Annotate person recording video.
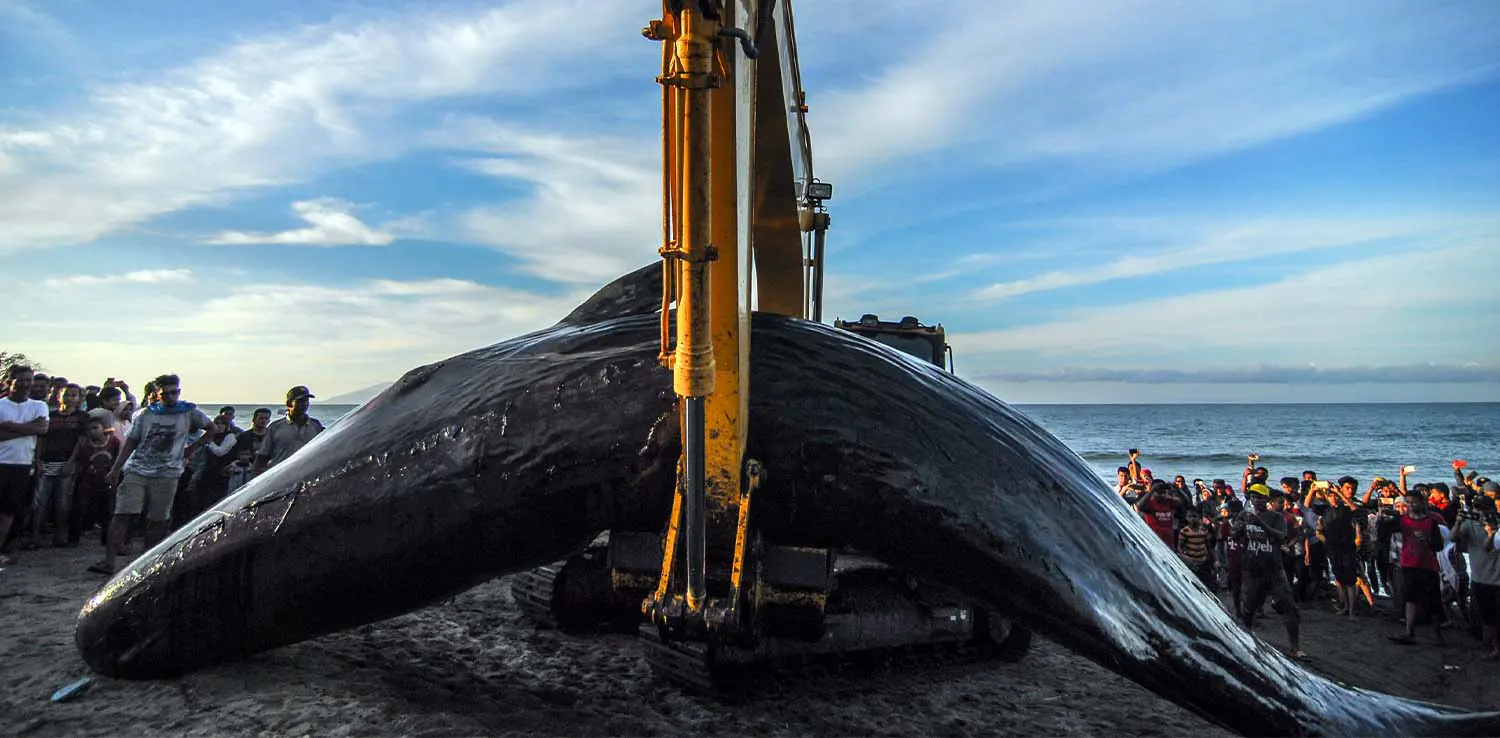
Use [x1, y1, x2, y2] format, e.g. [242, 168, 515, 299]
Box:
[1380, 488, 1448, 646]
[1451, 496, 1500, 660]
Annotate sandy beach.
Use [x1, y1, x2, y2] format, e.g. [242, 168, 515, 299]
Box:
[3, 543, 1494, 737]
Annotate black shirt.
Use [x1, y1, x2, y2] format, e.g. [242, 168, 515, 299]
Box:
[236, 429, 267, 458]
[1321, 503, 1358, 553]
[1236, 510, 1287, 575]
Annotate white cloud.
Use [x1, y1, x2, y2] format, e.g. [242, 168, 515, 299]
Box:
[44, 268, 193, 287]
[808, 1, 1499, 190]
[0, 0, 644, 252]
[439, 118, 659, 285]
[980, 364, 1500, 385]
[6, 270, 594, 402]
[207, 198, 394, 246]
[950, 237, 1500, 365]
[969, 217, 1491, 301]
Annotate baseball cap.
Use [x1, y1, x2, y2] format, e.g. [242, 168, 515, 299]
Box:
[1483, 480, 1500, 496]
[286, 385, 316, 403]
[1247, 483, 1272, 498]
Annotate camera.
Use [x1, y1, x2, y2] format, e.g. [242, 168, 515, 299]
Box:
[1459, 508, 1500, 527]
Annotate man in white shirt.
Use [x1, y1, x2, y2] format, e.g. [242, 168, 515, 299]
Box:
[0, 365, 50, 565]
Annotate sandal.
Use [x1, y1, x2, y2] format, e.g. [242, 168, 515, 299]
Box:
[86, 561, 114, 575]
[1387, 634, 1417, 645]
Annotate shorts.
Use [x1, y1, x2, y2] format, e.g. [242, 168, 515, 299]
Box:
[1242, 569, 1300, 625]
[1329, 550, 1360, 587]
[115, 473, 179, 522]
[1474, 582, 1500, 628]
[1402, 567, 1440, 606]
[0, 464, 32, 516]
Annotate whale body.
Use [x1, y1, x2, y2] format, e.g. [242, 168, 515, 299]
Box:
[76, 269, 1500, 737]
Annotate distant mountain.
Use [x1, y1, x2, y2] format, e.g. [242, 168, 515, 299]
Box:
[323, 382, 393, 405]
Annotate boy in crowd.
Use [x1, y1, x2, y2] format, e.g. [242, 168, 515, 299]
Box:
[89, 386, 124, 435]
[32, 383, 90, 547]
[1178, 514, 1217, 590]
[68, 417, 121, 545]
[225, 445, 256, 495]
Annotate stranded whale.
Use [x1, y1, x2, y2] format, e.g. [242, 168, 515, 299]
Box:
[76, 268, 1500, 737]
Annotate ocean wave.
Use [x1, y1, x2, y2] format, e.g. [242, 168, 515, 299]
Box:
[1076, 451, 1397, 467]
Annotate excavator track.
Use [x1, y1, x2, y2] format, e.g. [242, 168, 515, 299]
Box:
[512, 563, 565, 628]
[513, 542, 640, 633]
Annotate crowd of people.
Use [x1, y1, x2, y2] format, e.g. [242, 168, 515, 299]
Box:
[1115, 449, 1500, 660]
[4, 359, 1496, 667]
[0, 364, 326, 574]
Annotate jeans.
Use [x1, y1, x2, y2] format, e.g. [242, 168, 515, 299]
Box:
[34, 474, 76, 517]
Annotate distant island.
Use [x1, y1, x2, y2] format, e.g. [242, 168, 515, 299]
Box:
[323, 382, 393, 405]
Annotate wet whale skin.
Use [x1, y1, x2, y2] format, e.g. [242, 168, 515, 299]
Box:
[76, 310, 1500, 737]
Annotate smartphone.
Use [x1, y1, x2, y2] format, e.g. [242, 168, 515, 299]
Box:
[1311, 480, 1331, 491]
[1401, 465, 1416, 474]
[1456, 459, 1469, 469]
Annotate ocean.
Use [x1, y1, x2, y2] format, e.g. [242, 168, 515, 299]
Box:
[1019, 402, 1499, 489]
[212, 401, 1499, 491]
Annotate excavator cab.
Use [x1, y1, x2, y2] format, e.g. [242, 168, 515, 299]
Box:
[834, 314, 954, 372]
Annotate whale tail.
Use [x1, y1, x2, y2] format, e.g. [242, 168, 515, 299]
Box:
[1323, 687, 1500, 738]
[1397, 708, 1500, 738]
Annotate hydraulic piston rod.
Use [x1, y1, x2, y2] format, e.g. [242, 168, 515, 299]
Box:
[670, 6, 717, 613]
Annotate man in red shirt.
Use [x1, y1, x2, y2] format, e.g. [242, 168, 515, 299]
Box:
[1382, 491, 1447, 645]
[1137, 479, 1182, 549]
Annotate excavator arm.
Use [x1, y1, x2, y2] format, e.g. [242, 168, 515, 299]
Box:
[515, 2, 1031, 689]
[644, 0, 820, 638]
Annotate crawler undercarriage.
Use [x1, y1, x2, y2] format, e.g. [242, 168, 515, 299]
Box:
[514, 532, 1032, 694]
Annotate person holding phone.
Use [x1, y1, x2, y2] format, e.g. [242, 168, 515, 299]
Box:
[1382, 489, 1448, 645]
[1323, 477, 1363, 619]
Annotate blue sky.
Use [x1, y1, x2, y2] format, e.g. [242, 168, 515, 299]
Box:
[1, 0, 1497, 403]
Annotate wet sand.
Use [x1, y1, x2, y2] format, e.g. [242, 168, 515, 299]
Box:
[2, 543, 1493, 737]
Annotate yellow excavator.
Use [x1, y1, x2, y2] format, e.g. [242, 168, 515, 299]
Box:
[514, 0, 1030, 690]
